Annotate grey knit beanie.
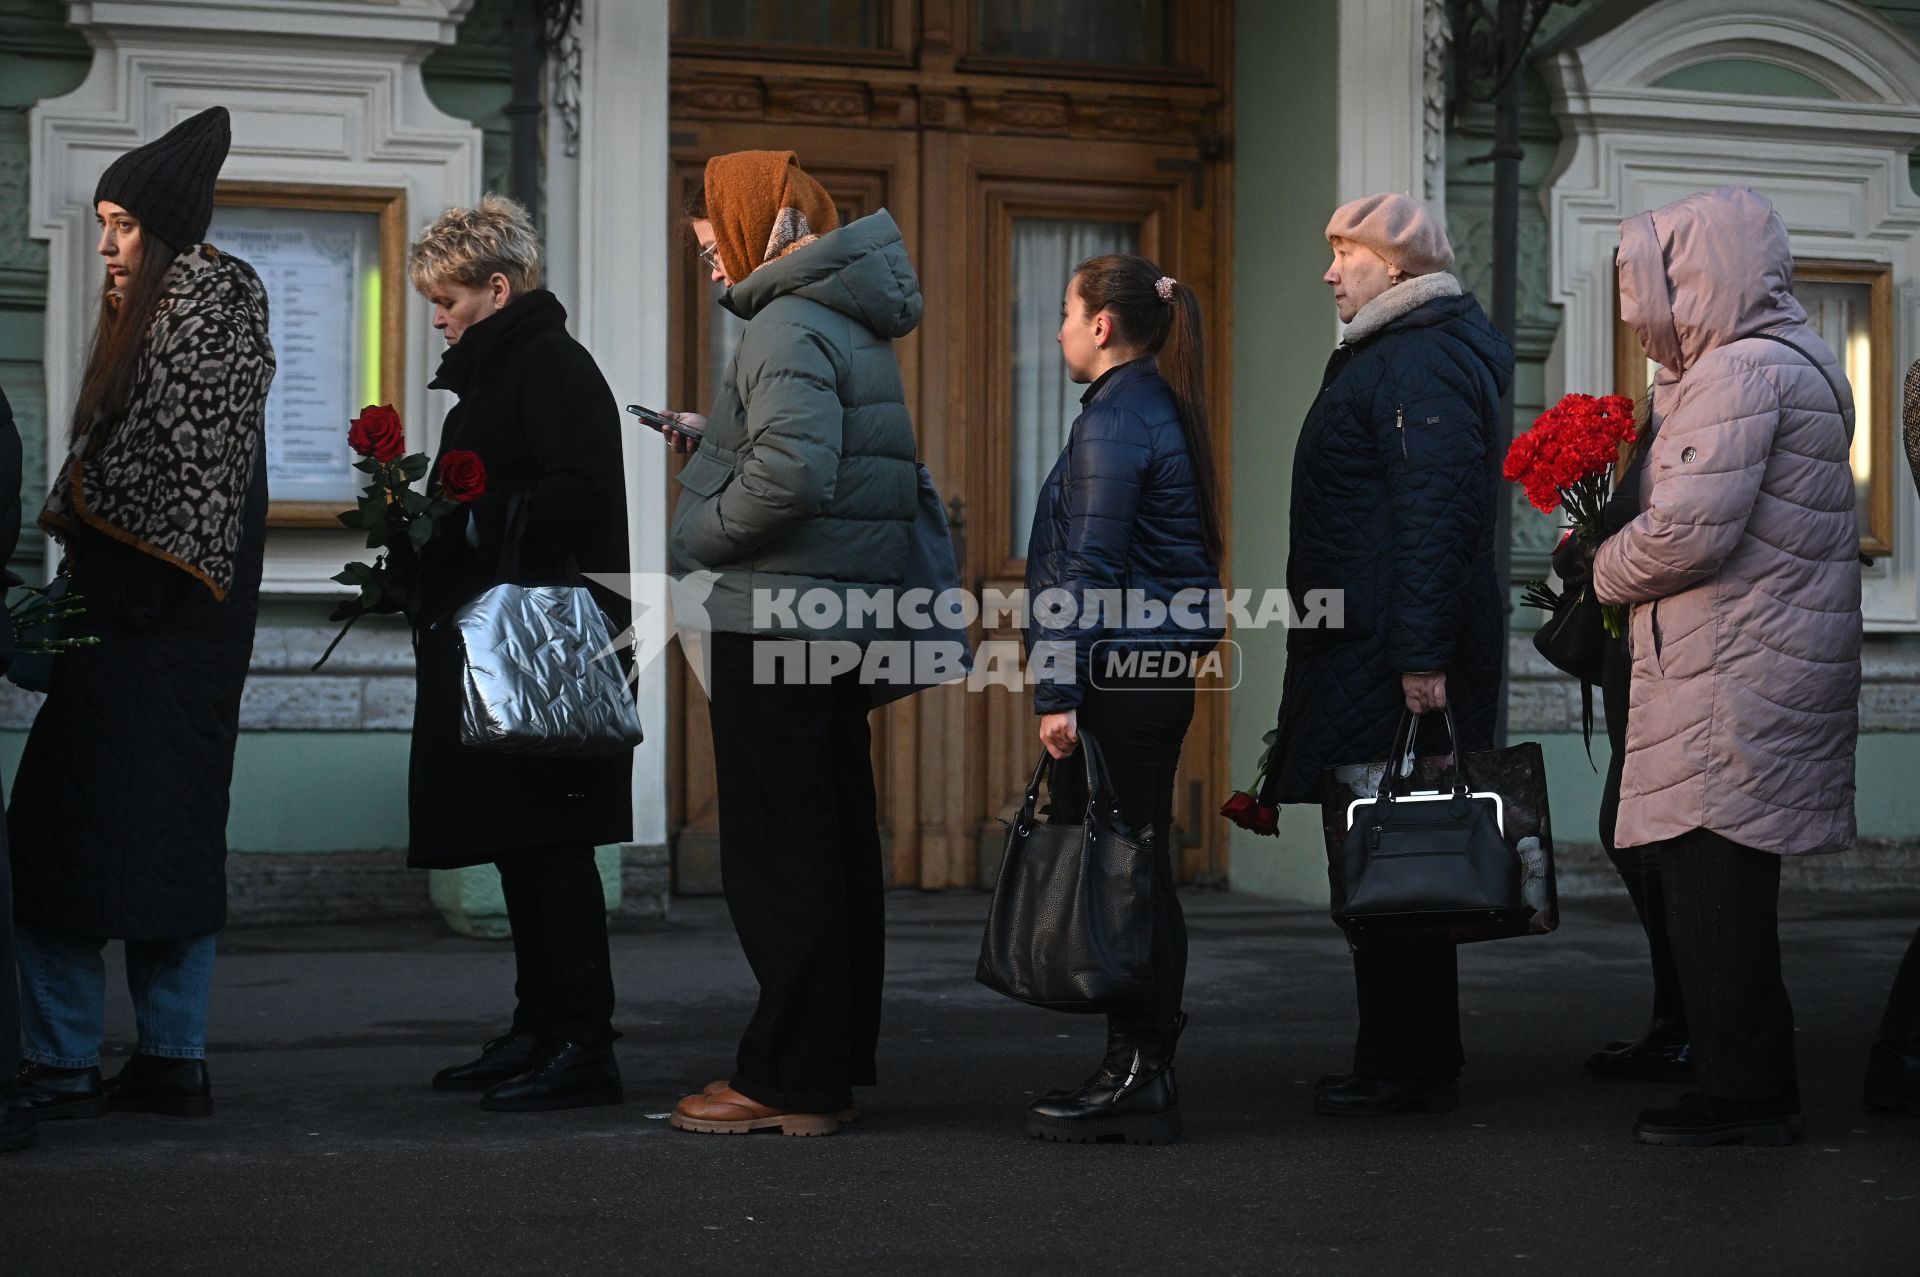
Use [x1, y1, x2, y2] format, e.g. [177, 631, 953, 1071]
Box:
[94, 107, 231, 253]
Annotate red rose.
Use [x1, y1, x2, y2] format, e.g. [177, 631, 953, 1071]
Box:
[1220, 791, 1257, 826]
[1251, 803, 1279, 837]
[437, 449, 487, 503]
[348, 404, 405, 464]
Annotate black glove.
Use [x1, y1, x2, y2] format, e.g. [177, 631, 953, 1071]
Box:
[1551, 533, 1595, 595]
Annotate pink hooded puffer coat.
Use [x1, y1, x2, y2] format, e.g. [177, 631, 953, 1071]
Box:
[1592, 185, 1862, 856]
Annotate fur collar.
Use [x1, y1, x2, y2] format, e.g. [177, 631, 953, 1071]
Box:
[1340, 272, 1464, 346]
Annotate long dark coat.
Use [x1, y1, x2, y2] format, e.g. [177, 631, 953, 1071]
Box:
[10, 252, 271, 941]
[1261, 289, 1514, 805]
[9, 462, 267, 941]
[407, 290, 632, 870]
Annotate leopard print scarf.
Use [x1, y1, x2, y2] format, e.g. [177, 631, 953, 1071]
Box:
[42, 244, 275, 602]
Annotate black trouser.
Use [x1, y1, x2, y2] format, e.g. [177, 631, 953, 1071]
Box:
[497, 845, 616, 1046]
[1876, 926, 1920, 1047]
[1046, 673, 1195, 1036]
[1, 809, 19, 1085]
[708, 633, 885, 1114]
[1351, 941, 1463, 1078]
[1598, 637, 1685, 1031]
[1659, 829, 1796, 1101]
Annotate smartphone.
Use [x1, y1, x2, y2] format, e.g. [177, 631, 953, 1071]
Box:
[625, 403, 702, 439]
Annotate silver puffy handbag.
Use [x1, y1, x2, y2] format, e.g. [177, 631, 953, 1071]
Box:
[453, 497, 642, 757]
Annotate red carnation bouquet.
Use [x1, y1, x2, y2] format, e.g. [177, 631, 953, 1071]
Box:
[1503, 393, 1637, 637]
[312, 405, 488, 670]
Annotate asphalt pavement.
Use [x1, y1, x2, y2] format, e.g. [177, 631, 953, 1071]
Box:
[2, 890, 1917, 1275]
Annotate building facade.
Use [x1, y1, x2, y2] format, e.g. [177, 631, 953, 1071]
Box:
[0, 0, 1914, 932]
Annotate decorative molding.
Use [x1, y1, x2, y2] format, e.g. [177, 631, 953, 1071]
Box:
[1421, 0, 1451, 206]
[670, 66, 1223, 142]
[1541, 0, 1920, 631]
[1336, 0, 1435, 212]
[544, 0, 583, 158]
[29, 0, 484, 595]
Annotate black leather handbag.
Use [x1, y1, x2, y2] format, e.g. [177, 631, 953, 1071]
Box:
[1532, 585, 1607, 685]
[1330, 708, 1529, 935]
[976, 731, 1155, 1013]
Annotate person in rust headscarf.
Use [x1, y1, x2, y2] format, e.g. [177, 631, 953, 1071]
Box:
[663, 151, 923, 1137]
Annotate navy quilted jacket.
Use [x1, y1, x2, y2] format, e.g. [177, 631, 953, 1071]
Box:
[1024, 359, 1223, 714]
[1260, 291, 1514, 805]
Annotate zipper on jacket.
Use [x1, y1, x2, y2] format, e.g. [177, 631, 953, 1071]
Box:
[1395, 403, 1408, 459]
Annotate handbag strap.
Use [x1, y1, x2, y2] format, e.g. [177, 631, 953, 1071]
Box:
[1372, 705, 1470, 802]
[494, 492, 582, 588]
[1748, 331, 1854, 442]
[1018, 728, 1123, 827]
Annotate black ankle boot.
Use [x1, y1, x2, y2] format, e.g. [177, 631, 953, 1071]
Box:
[106, 1055, 213, 1116]
[1587, 1018, 1693, 1082]
[1026, 1013, 1186, 1145]
[433, 1032, 546, 1093]
[2, 1105, 36, 1152]
[7, 1063, 106, 1122]
[1314, 1074, 1459, 1116]
[480, 1041, 622, 1113]
[1864, 1041, 1920, 1114]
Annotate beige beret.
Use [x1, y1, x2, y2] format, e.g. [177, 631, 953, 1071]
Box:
[1325, 193, 1454, 276]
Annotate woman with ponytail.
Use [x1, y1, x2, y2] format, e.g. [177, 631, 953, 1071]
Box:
[1020, 254, 1224, 1145]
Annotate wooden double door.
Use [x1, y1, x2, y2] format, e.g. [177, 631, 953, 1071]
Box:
[666, 81, 1232, 893]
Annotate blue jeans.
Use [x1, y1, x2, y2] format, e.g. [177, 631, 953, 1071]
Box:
[16, 926, 216, 1068]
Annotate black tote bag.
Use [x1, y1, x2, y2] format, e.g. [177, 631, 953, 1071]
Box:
[976, 731, 1155, 1013]
[1328, 707, 1541, 938]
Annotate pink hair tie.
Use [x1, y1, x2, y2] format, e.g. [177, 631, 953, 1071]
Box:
[1155, 275, 1177, 303]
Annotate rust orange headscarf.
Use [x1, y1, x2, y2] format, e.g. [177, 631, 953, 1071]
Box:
[703, 150, 839, 284]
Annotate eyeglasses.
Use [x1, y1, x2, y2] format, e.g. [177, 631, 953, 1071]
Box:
[698, 244, 721, 273]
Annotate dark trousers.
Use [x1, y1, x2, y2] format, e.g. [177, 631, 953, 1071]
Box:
[1659, 829, 1796, 1101]
[1599, 638, 1684, 1031]
[1047, 674, 1195, 1035]
[1879, 926, 1920, 1046]
[1352, 942, 1463, 1078]
[1, 813, 18, 1085]
[497, 845, 616, 1046]
[708, 633, 885, 1114]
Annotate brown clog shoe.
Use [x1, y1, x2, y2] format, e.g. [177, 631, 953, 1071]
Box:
[701, 1078, 860, 1124]
[671, 1085, 840, 1136]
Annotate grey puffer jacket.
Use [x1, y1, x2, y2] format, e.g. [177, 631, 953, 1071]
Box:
[670, 209, 921, 640]
[1593, 185, 1862, 856]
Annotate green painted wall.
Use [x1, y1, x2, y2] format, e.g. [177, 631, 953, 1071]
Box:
[1651, 60, 1838, 99]
[0, 0, 89, 578]
[1224, 0, 1339, 901]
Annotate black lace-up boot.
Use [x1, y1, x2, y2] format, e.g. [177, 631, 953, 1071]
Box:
[1026, 1013, 1186, 1145]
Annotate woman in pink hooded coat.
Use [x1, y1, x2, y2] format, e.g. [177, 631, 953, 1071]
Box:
[1590, 186, 1862, 1147]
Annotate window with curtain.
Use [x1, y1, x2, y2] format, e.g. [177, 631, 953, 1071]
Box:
[673, 0, 881, 47]
[1008, 217, 1140, 559]
[1798, 277, 1876, 540]
[976, 0, 1171, 65]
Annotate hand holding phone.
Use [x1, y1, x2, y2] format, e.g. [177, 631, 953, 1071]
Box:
[626, 404, 704, 453]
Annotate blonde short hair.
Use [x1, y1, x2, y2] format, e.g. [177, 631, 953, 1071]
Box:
[408, 194, 542, 295]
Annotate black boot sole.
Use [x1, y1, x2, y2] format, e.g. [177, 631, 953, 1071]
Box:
[1025, 1108, 1181, 1146]
[110, 1094, 213, 1117]
[480, 1084, 624, 1113]
[1864, 1090, 1918, 1115]
[1314, 1087, 1458, 1117]
[1633, 1119, 1795, 1147]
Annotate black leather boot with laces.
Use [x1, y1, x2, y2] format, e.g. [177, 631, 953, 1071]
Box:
[1026, 1012, 1186, 1145]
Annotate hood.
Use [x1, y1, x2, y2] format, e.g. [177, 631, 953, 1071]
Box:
[164, 243, 272, 352]
[1617, 185, 1808, 376]
[723, 209, 923, 340]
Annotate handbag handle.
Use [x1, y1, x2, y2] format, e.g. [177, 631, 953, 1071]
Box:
[493, 491, 582, 588]
[1372, 704, 1469, 802]
[1017, 728, 1123, 829]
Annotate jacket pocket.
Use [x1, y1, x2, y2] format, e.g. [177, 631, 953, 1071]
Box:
[675, 449, 734, 499]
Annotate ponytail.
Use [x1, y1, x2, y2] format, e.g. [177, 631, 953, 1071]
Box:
[1071, 254, 1225, 569]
